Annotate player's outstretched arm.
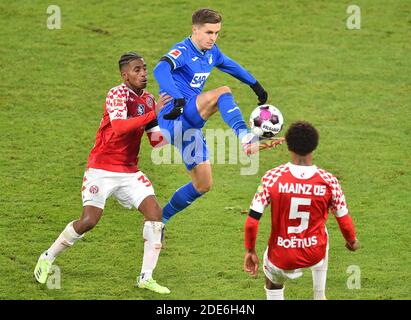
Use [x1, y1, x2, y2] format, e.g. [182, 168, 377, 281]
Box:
[146, 127, 168, 148]
[216, 53, 268, 105]
[112, 114, 156, 136]
[335, 213, 359, 252]
[328, 175, 359, 252]
[153, 60, 186, 120]
[153, 61, 184, 100]
[244, 214, 261, 277]
[145, 93, 173, 148]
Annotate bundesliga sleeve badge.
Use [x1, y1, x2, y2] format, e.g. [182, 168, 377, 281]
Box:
[168, 49, 182, 59]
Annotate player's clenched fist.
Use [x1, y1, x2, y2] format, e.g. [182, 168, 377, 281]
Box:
[250, 81, 268, 105]
[346, 239, 360, 251]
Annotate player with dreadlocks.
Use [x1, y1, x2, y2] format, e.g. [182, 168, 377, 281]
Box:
[34, 52, 173, 294]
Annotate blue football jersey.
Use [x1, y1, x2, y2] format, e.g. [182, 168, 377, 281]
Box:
[160, 37, 256, 100]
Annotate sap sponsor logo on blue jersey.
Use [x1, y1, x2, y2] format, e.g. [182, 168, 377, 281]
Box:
[190, 72, 210, 88]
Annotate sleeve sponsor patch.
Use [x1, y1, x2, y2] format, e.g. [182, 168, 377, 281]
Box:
[168, 49, 182, 59]
[113, 99, 124, 107]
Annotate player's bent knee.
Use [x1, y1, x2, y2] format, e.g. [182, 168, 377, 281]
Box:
[218, 86, 231, 95]
[194, 182, 212, 193]
[142, 207, 162, 222]
[77, 216, 99, 233]
[139, 196, 162, 221]
[202, 185, 212, 193]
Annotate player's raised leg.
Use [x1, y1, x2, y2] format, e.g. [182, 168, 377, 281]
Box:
[195, 86, 279, 154]
[162, 161, 211, 224]
[136, 195, 170, 294]
[196, 86, 248, 138]
[161, 86, 253, 225]
[34, 206, 102, 284]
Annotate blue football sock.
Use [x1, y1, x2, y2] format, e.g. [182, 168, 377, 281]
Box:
[217, 93, 248, 138]
[162, 182, 203, 224]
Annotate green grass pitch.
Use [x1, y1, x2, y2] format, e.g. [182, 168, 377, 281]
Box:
[0, 0, 410, 299]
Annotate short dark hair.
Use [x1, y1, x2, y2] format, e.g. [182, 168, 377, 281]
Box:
[118, 52, 143, 71]
[285, 121, 319, 156]
[192, 8, 222, 25]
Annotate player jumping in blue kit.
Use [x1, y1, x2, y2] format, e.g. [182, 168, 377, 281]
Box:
[154, 8, 284, 224]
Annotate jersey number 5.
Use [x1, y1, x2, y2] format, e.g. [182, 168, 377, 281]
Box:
[288, 197, 311, 234]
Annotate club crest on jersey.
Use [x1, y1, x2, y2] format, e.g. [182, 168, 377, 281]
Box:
[190, 72, 210, 88]
[168, 49, 182, 59]
[137, 104, 145, 115]
[208, 54, 213, 65]
[89, 185, 99, 194]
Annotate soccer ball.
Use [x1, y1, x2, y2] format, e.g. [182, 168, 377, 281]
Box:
[249, 104, 284, 138]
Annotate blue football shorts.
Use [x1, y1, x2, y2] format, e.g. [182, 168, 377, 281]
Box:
[158, 95, 208, 171]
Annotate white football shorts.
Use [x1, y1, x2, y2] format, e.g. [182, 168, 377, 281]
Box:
[81, 168, 155, 210]
[263, 246, 329, 285]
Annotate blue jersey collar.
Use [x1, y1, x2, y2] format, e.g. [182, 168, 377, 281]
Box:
[187, 36, 207, 55]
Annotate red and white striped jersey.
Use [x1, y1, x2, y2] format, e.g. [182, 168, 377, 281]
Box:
[250, 162, 349, 270]
[87, 83, 158, 173]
